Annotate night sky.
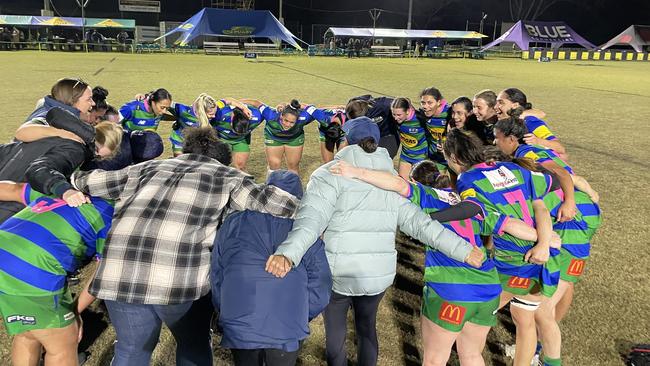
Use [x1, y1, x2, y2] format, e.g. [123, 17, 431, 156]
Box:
[1, 0, 648, 44]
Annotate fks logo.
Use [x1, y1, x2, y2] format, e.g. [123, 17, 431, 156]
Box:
[7, 315, 36, 325]
[438, 302, 466, 325]
[507, 276, 531, 289]
[567, 258, 585, 276]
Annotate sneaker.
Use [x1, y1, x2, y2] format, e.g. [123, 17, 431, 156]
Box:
[504, 344, 516, 358]
[531, 354, 541, 366]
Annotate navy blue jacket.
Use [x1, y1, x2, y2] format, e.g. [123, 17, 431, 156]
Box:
[211, 171, 332, 352]
[25, 95, 81, 122]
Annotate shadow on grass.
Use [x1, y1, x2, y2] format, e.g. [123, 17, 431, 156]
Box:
[79, 309, 109, 351]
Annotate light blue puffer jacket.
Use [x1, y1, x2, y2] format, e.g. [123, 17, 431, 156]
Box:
[275, 145, 473, 296]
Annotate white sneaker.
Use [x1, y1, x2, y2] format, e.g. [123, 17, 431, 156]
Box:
[531, 354, 541, 366]
[504, 344, 516, 358]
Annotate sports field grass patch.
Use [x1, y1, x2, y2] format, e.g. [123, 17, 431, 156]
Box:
[0, 51, 648, 365]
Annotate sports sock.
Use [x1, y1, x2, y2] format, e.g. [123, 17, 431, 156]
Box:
[543, 355, 561, 366]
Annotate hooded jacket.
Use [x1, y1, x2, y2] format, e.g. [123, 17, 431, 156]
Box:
[274, 145, 473, 296]
[211, 170, 332, 352]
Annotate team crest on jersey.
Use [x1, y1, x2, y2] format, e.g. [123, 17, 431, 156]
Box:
[483, 167, 519, 190]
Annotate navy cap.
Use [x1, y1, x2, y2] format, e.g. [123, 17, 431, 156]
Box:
[130, 131, 163, 163]
[342, 116, 380, 145]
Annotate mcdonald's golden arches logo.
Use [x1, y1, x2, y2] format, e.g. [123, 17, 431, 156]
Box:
[438, 301, 466, 325]
[567, 258, 585, 276]
[507, 276, 531, 289]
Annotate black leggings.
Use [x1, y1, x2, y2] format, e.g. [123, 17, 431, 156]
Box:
[323, 291, 386, 366]
[231, 348, 299, 366]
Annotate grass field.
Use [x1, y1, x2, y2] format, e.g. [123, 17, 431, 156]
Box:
[0, 51, 649, 366]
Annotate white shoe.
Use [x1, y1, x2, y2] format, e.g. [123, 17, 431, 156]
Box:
[504, 344, 516, 358]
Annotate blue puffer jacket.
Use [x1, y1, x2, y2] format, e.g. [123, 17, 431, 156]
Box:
[211, 170, 332, 352]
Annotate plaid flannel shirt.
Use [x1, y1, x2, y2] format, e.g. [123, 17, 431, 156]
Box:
[73, 154, 299, 305]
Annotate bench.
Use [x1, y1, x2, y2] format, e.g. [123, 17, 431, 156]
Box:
[370, 45, 402, 58]
[204, 41, 240, 55]
[244, 43, 280, 55]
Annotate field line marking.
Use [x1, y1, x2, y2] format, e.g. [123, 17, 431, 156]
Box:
[265, 62, 395, 97]
[564, 142, 650, 170]
[575, 86, 650, 99]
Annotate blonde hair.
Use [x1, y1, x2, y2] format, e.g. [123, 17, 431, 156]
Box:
[193, 93, 218, 128]
[94, 121, 123, 160]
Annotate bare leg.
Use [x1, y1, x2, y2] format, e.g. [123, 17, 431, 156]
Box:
[554, 281, 574, 322]
[510, 293, 542, 366]
[284, 145, 304, 175]
[320, 142, 335, 163]
[27, 322, 79, 366]
[232, 151, 250, 171]
[12, 332, 42, 366]
[420, 315, 458, 366]
[456, 322, 491, 366]
[265, 145, 285, 171]
[535, 295, 562, 361]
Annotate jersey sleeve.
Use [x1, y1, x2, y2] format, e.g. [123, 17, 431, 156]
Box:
[457, 175, 493, 217]
[480, 211, 509, 236]
[118, 103, 132, 122]
[259, 104, 278, 121]
[529, 171, 553, 200]
[526, 116, 556, 141]
[305, 106, 331, 128]
[21, 183, 46, 206]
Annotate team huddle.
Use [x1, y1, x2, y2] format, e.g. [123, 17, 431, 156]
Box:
[0, 77, 601, 366]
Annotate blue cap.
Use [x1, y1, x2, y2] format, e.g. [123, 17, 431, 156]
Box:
[342, 116, 380, 146]
[130, 131, 163, 163]
[266, 170, 303, 199]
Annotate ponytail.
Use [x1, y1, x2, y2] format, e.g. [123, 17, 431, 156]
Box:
[502, 88, 532, 110]
[281, 99, 302, 120]
[193, 93, 218, 128]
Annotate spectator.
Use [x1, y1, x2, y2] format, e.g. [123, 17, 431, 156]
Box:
[212, 170, 332, 366]
[354, 38, 362, 57]
[72, 127, 299, 366]
[266, 117, 482, 366]
[347, 38, 355, 58]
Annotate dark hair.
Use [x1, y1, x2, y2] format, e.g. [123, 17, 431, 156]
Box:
[451, 96, 473, 113]
[345, 100, 369, 119]
[51, 78, 90, 106]
[494, 114, 528, 143]
[92, 86, 109, 111]
[443, 129, 485, 168]
[182, 127, 232, 165]
[433, 174, 452, 189]
[231, 108, 250, 135]
[146, 88, 172, 106]
[104, 105, 119, 117]
[473, 90, 497, 108]
[390, 97, 412, 112]
[281, 99, 302, 120]
[502, 88, 533, 110]
[410, 160, 440, 187]
[358, 137, 378, 153]
[420, 87, 443, 101]
[484, 146, 540, 172]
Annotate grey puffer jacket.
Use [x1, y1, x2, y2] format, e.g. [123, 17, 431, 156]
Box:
[275, 145, 473, 296]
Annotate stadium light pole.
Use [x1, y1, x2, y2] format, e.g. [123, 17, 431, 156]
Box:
[369, 8, 381, 44]
[279, 0, 284, 24]
[407, 0, 413, 50]
[479, 12, 487, 47]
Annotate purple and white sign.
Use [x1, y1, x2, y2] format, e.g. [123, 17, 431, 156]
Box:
[482, 20, 595, 51]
